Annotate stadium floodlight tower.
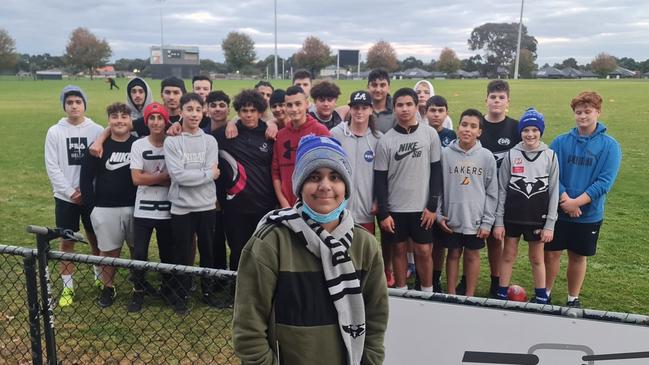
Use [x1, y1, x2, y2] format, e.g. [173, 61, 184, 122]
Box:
[274, 0, 279, 79]
[513, 0, 524, 80]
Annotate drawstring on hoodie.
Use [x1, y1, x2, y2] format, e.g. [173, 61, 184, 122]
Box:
[341, 122, 374, 155]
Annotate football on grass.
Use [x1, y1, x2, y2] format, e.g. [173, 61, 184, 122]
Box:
[507, 285, 528, 302]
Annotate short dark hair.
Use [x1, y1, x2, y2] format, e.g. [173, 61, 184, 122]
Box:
[254, 80, 274, 91]
[206, 90, 230, 105]
[392, 87, 417, 106]
[285, 85, 305, 97]
[310, 81, 341, 100]
[192, 75, 212, 88]
[161, 76, 186, 94]
[292, 69, 312, 82]
[179, 92, 204, 109]
[486, 80, 510, 97]
[460, 108, 484, 129]
[368, 69, 390, 85]
[106, 102, 132, 117]
[426, 95, 448, 110]
[233, 89, 267, 113]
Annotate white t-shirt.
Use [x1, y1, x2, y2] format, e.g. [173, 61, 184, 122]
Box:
[130, 137, 171, 219]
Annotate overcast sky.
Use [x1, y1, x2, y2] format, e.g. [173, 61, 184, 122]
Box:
[3, 0, 648, 66]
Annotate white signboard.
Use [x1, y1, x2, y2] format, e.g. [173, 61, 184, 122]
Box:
[386, 296, 649, 364]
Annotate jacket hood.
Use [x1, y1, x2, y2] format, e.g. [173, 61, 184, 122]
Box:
[126, 77, 153, 118]
[569, 122, 607, 140]
[512, 141, 550, 153]
[413, 80, 435, 97]
[448, 139, 483, 155]
[56, 116, 95, 128]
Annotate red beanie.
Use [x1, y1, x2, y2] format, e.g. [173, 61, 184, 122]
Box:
[143, 102, 170, 126]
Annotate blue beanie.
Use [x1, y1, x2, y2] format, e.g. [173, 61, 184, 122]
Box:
[60, 85, 87, 111]
[518, 107, 545, 135]
[292, 135, 352, 199]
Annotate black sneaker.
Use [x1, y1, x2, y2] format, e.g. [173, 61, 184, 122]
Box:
[97, 286, 116, 308]
[566, 298, 582, 308]
[127, 290, 145, 313]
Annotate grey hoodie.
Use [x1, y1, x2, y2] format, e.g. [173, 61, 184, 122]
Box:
[494, 141, 559, 230]
[164, 129, 219, 215]
[438, 139, 497, 234]
[126, 77, 153, 120]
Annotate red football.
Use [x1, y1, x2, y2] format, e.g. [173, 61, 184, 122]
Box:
[507, 285, 528, 302]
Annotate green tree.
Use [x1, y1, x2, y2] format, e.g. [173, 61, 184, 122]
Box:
[436, 47, 461, 73]
[517, 48, 537, 78]
[366, 40, 399, 72]
[468, 22, 537, 75]
[400, 56, 424, 70]
[560, 57, 579, 69]
[293, 36, 332, 75]
[64, 27, 111, 79]
[221, 31, 256, 72]
[590, 52, 617, 77]
[0, 28, 19, 72]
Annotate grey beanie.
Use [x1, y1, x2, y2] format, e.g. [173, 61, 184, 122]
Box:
[292, 135, 352, 199]
[60, 85, 87, 111]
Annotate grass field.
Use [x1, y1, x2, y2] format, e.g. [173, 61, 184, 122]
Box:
[0, 76, 648, 319]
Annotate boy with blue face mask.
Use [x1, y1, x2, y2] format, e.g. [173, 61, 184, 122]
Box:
[233, 135, 388, 365]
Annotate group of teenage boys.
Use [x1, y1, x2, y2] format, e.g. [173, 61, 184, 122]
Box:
[45, 68, 621, 316]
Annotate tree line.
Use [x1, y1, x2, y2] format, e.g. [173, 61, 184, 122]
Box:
[2, 25, 648, 78]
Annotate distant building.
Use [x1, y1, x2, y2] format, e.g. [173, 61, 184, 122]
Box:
[536, 66, 566, 79]
[451, 70, 481, 79]
[36, 70, 63, 80]
[149, 45, 200, 80]
[608, 66, 637, 79]
[96, 65, 116, 78]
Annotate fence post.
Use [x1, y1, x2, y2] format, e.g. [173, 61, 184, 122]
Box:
[35, 234, 58, 365]
[23, 252, 43, 365]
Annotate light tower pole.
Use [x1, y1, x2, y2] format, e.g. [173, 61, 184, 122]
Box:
[513, 0, 525, 79]
[274, 0, 279, 79]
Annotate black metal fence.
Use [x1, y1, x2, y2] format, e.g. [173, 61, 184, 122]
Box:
[0, 229, 238, 365]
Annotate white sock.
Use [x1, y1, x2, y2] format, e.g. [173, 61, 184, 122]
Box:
[568, 295, 579, 302]
[421, 286, 433, 293]
[93, 265, 101, 280]
[546, 289, 552, 297]
[407, 252, 415, 264]
[62, 275, 74, 290]
[396, 285, 408, 290]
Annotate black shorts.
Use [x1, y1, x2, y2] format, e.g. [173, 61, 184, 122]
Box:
[505, 223, 543, 242]
[382, 212, 433, 244]
[432, 223, 450, 246]
[54, 198, 94, 234]
[544, 220, 602, 257]
[444, 233, 485, 250]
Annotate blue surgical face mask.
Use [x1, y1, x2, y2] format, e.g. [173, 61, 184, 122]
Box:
[302, 198, 349, 224]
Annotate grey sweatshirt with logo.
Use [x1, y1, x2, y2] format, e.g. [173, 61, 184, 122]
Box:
[163, 129, 219, 215]
[438, 140, 498, 234]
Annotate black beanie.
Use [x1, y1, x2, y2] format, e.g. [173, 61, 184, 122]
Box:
[160, 76, 186, 94]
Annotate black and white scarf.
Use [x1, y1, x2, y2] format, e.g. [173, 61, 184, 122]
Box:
[258, 202, 366, 365]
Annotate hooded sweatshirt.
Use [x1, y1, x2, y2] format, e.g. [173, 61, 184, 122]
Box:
[126, 77, 153, 120]
[438, 139, 498, 234]
[331, 123, 383, 224]
[164, 129, 219, 215]
[550, 123, 621, 223]
[494, 141, 559, 230]
[45, 117, 104, 203]
[413, 80, 453, 130]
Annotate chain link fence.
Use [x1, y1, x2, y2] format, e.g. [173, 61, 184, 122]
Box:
[0, 241, 239, 365]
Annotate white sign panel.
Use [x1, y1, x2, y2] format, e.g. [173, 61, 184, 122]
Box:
[385, 296, 649, 364]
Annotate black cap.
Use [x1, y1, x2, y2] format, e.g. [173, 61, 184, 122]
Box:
[348, 90, 372, 107]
